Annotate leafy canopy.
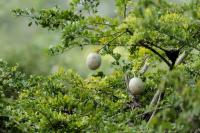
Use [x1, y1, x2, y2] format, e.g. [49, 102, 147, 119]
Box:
[13, 0, 200, 70]
[0, 0, 199, 132]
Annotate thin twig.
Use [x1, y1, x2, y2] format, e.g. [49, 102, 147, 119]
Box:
[93, 22, 117, 27]
[149, 89, 161, 107]
[147, 92, 162, 125]
[124, 3, 127, 18]
[124, 72, 130, 94]
[97, 31, 127, 52]
[145, 40, 168, 52]
[136, 105, 172, 118]
[138, 56, 150, 74]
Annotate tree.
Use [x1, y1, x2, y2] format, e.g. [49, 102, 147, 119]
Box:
[13, 0, 200, 70]
[0, 0, 199, 132]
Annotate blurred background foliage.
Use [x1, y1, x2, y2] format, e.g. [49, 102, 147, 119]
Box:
[0, 0, 117, 77]
[0, 0, 191, 77]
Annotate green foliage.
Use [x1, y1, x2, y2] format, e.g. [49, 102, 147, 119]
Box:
[13, 0, 200, 70]
[1, 1, 111, 77]
[13, 7, 83, 30]
[1, 0, 200, 132]
[0, 60, 27, 99]
[1, 63, 133, 132]
[0, 55, 200, 132]
[0, 60, 28, 132]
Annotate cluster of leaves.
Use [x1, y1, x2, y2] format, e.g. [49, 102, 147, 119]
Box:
[0, 55, 199, 132]
[0, 60, 28, 100]
[4, 0, 200, 132]
[13, 0, 200, 70]
[0, 60, 28, 132]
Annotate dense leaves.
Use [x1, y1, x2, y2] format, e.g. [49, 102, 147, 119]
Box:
[13, 0, 200, 70]
[0, 55, 200, 132]
[1, 0, 199, 132]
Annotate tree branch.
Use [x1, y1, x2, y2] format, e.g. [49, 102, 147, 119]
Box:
[151, 44, 167, 52]
[124, 3, 127, 18]
[147, 91, 162, 125]
[138, 40, 172, 69]
[97, 31, 127, 52]
[93, 22, 117, 27]
[139, 56, 150, 74]
[149, 89, 161, 107]
[175, 49, 192, 65]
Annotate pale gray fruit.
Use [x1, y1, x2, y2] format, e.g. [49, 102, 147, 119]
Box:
[128, 77, 144, 95]
[86, 52, 101, 70]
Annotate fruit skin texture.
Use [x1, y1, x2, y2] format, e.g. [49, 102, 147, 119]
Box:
[86, 52, 101, 70]
[128, 77, 144, 95]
